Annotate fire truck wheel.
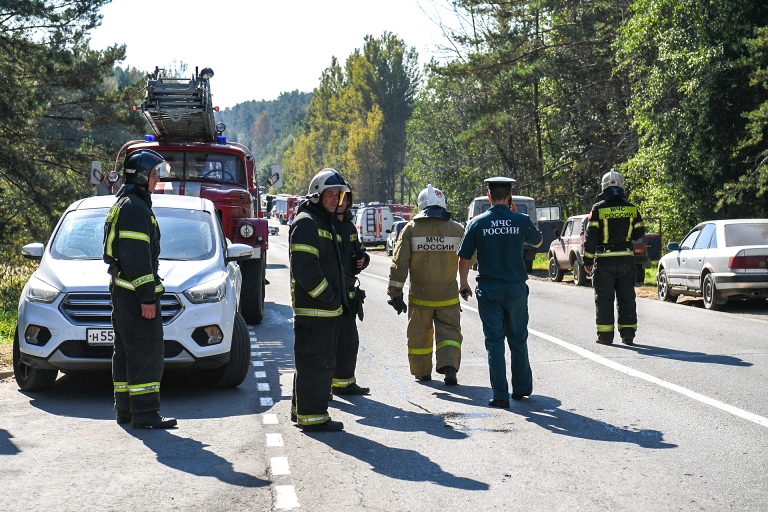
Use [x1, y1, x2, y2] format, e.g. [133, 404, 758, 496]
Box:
[199, 313, 250, 388]
[13, 327, 58, 392]
[239, 256, 265, 324]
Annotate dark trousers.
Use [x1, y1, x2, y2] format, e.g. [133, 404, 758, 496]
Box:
[112, 288, 164, 413]
[333, 313, 360, 389]
[592, 257, 637, 340]
[476, 280, 532, 400]
[292, 316, 340, 426]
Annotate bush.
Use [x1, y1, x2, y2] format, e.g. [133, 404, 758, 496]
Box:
[0, 262, 33, 312]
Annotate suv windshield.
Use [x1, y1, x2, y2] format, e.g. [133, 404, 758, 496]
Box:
[50, 207, 217, 261]
[159, 151, 245, 185]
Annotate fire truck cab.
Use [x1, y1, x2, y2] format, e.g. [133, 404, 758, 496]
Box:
[91, 66, 273, 324]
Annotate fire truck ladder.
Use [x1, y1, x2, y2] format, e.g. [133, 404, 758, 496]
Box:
[140, 66, 217, 142]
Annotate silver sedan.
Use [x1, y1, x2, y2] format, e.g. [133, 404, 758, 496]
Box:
[656, 219, 768, 309]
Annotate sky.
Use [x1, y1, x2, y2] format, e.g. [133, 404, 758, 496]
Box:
[88, 0, 463, 109]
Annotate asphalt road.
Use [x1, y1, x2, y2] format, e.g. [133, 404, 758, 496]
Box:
[2, 221, 767, 511]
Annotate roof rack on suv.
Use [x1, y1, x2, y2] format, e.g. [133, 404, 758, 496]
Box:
[140, 66, 217, 142]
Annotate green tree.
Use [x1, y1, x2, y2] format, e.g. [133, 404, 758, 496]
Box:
[616, 0, 768, 240]
[0, 1, 146, 261]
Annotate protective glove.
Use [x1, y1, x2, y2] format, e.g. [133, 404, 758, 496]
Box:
[387, 294, 408, 315]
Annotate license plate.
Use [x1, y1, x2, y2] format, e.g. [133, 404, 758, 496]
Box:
[86, 329, 115, 345]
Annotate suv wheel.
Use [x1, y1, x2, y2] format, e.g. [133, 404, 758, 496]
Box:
[13, 327, 58, 392]
[199, 312, 250, 388]
[240, 256, 265, 325]
[548, 255, 564, 282]
[657, 268, 677, 302]
[573, 263, 588, 286]
[702, 273, 725, 311]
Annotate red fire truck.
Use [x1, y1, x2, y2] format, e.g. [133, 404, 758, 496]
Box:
[91, 66, 275, 324]
[387, 203, 417, 220]
[272, 194, 305, 224]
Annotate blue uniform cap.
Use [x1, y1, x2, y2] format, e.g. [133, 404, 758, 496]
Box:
[484, 177, 516, 187]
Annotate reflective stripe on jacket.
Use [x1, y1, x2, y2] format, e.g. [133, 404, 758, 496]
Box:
[289, 201, 345, 318]
[388, 215, 465, 307]
[103, 185, 163, 303]
[583, 188, 645, 266]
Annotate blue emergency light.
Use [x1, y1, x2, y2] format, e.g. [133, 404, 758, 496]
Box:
[145, 135, 155, 142]
[216, 136, 227, 144]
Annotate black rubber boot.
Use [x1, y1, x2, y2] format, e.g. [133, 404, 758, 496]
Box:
[442, 366, 458, 386]
[332, 383, 370, 396]
[116, 410, 132, 424]
[300, 420, 344, 432]
[131, 411, 177, 429]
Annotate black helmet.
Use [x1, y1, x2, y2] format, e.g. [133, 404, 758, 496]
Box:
[124, 149, 170, 185]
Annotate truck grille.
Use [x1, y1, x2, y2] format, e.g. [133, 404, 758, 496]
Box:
[59, 293, 183, 326]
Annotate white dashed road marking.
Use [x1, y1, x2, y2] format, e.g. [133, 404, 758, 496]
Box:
[275, 485, 300, 509]
[271, 457, 291, 475]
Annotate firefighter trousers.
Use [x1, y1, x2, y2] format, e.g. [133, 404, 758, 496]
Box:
[476, 280, 532, 400]
[333, 313, 360, 390]
[111, 288, 164, 414]
[292, 316, 340, 426]
[592, 257, 637, 341]
[406, 304, 462, 377]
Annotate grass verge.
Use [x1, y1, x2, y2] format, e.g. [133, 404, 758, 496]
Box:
[0, 310, 15, 369]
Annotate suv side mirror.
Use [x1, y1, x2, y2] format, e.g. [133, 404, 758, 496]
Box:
[226, 243, 254, 263]
[667, 242, 680, 251]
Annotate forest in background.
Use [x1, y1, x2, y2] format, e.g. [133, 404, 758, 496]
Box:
[3, 0, 768, 278]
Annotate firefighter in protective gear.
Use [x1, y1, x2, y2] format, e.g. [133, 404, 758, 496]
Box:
[332, 191, 371, 396]
[103, 149, 176, 429]
[289, 168, 349, 432]
[458, 177, 542, 408]
[388, 184, 465, 385]
[583, 169, 645, 346]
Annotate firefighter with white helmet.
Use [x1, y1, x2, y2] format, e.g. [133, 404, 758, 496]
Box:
[289, 167, 350, 431]
[103, 149, 176, 428]
[387, 184, 466, 385]
[583, 169, 645, 345]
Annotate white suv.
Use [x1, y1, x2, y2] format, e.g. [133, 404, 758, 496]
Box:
[13, 194, 254, 391]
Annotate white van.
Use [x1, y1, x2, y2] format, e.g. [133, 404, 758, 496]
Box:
[467, 195, 562, 271]
[354, 204, 395, 246]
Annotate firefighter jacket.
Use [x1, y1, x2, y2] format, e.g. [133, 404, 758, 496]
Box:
[289, 200, 347, 318]
[388, 211, 465, 308]
[103, 184, 164, 304]
[583, 187, 645, 267]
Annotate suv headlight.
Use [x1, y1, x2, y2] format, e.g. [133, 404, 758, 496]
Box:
[183, 276, 227, 304]
[26, 277, 61, 303]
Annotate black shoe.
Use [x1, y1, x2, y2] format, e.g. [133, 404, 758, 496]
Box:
[300, 420, 344, 432]
[488, 399, 510, 408]
[290, 413, 297, 422]
[595, 337, 613, 345]
[116, 410, 131, 424]
[511, 391, 532, 400]
[442, 366, 458, 386]
[621, 338, 635, 346]
[332, 383, 370, 395]
[415, 374, 432, 382]
[131, 411, 177, 429]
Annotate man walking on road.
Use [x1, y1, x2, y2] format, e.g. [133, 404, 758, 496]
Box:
[388, 184, 465, 385]
[458, 177, 542, 408]
[103, 149, 176, 429]
[289, 168, 350, 432]
[583, 169, 645, 346]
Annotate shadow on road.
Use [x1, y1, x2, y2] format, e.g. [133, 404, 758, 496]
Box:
[614, 343, 752, 366]
[311, 430, 489, 490]
[428, 386, 676, 449]
[126, 428, 269, 488]
[329, 395, 467, 440]
[0, 429, 20, 455]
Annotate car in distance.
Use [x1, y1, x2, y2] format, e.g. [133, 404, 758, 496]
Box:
[14, 194, 254, 391]
[548, 213, 651, 286]
[656, 219, 768, 310]
[268, 225, 279, 236]
[386, 220, 409, 256]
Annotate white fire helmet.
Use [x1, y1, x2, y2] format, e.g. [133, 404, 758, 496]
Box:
[417, 184, 447, 211]
[307, 168, 350, 203]
[601, 169, 625, 191]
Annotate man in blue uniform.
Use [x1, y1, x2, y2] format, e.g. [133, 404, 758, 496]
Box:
[458, 177, 542, 408]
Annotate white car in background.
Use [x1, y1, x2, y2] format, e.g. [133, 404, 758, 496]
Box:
[14, 194, 254, 391]
[656, 219, 768, 310]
